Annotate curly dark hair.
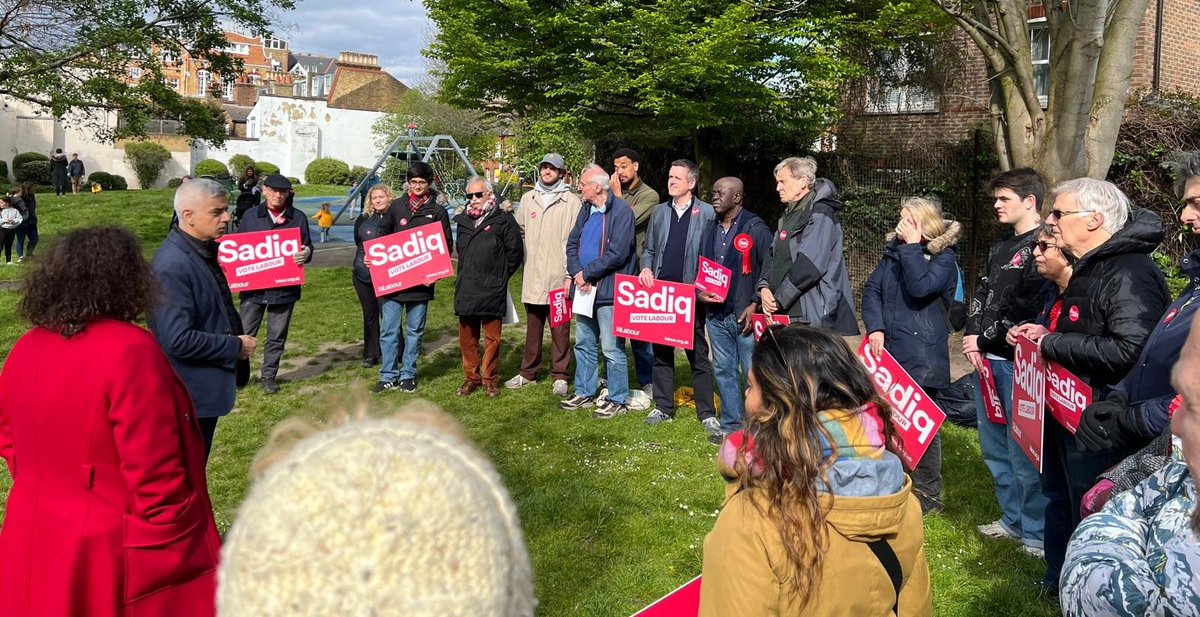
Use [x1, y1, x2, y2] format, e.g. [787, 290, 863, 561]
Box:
[19, 227, 156, 337]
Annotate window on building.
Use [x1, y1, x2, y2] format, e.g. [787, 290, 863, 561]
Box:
[294, 82, 307, 96]
[248, 117, 257, 138]
[1029, 20, 1050, 106]
[866, 49, 937, 114]
[128, 67, 141, 79]
[197, 69, 210, 95]
[223, 79, 234, 100]
[160, 51, 178, 65]
[226, 42, 250, 55]
[264, 37, 287, 50]
[167, 78, 180, 92]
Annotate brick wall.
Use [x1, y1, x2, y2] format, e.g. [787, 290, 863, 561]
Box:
[1158, 0, 1200, 93]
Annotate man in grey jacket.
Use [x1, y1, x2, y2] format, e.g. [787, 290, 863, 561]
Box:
[757, 157, 858, 335]
[608, 158, 719, 443]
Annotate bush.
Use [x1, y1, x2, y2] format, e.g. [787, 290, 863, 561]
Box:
[194, 159, 227, 177]
[228, 154, 255, 177]
[0, 160, 9, 181]
[167, 177, 184, 188]
[16, 160, 51, 185]
[255, 161, 280, 176]
[287, 176, 301, 186]
[87, 171, 126, 191]
[124, 141, 172, 189]
[348, 165, 370, 182]
[305, 157, 351, 185]
[12, 152, 48, 172]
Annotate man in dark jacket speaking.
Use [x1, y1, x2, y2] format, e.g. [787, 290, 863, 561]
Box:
[1011, 177, 1170, 594]
[236, 174, 314, 395]
[757, 156, 858, 335]
[149, 178, 256, 459]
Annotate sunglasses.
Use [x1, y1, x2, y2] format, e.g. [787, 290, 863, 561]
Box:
[1047, 209, 1095, 221]
[466, 191, 488, 199]
[1035, 240, 1057, 252]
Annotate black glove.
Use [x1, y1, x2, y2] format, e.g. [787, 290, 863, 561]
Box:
[1075, 391, 1141, 452]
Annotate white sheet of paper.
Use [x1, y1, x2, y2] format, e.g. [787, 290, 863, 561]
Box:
[502, 290, 520, 325]
[572, 286, 596, 318]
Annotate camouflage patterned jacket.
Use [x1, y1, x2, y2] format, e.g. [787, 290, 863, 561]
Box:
[1061, 440, 1200, 616]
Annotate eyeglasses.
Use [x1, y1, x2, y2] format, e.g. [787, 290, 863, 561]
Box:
[466, 191, 488, 199]
[1035, 240, 1058, 252]
[408, 179, 429, 186]
[1047, 209, 1095, 221]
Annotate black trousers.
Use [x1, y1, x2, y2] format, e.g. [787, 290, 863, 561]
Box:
[910, 387, 943, 513]
[651, 310, 715, 421]
[353, 276, 382, 361]
[198, 416, 219, 463]
[240, 301, 295, 381]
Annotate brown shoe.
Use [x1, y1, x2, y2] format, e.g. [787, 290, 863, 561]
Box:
[486, 383, 500, 398]
[457, 380, 482, 397]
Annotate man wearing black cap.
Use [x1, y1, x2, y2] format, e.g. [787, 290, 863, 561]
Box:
[373, 161, 454, 393]
[236, 173, 314, 394]
[505, 153, 580, 396]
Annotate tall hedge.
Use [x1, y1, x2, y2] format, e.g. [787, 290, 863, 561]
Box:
[16, 161, 51, 185]
[0, 160, 10, 181]
[228, 154, 255, 177]
[12, 152, 48, 171]
[87, 171, 127, 191]
[194, 159, 227, 177]
[255, 161, 280, 176]
[124, 141, 172, 189]
[304, 157, 351, 186]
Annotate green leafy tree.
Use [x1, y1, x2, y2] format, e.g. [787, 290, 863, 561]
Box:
[513, 115, 590, 177]
[373, 89, 498, 160]
[124, 141, 173, 189]
[0, 0, 293, 145]
[228, 154, 256, 176]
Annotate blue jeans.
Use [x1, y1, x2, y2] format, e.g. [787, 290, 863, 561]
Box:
[379, 299, 428, 382]
[573, 306, 629, 404]
[707, 313, 754, 431]
[974, 359, 1047, 548]
[631, 339, 654, 387]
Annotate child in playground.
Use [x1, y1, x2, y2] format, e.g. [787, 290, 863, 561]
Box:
[314, 202, 334, 243]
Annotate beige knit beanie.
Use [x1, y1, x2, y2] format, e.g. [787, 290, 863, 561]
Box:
[217, 406, 536, 616]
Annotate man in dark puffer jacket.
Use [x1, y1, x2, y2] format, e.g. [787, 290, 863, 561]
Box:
[1012, 177, 1170, 595]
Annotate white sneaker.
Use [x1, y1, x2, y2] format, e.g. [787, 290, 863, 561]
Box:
[627, 389, 653, 411]
[552, 380, 569, 397]
[1022, 545, 1045, 559]
[976, 520, 1020, 542]
[4, 262, 12, 266]
[504, 374, 536, 389]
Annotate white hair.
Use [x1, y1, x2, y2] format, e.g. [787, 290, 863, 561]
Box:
[465, 176, 494, 193]
[580, 164, 610, 191]
[173, 177, 230, 218]
[1053, 178, 1130, 234]
[774, 157, 817, 185]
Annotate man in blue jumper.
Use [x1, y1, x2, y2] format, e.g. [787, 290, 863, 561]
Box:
[560, 165, 638, 416]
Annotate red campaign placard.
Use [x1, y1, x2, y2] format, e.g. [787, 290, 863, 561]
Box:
[633, 576, 701, 617]
[612, 274, 696, 350]
[1010, 336, 1046, 472]
[1046, 361, 1091, 434]
[978, 359, 1007, 425]
[363, 222, 454, 297]
[750, 313, 791, 340]
[217, 228, 305, 293]
[694, 256, 732, 303]
[548, 287, 572, 328]
[856, 339, 947, 471]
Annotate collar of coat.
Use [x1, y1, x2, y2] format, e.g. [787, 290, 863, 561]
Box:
[885, 220, 963, 255]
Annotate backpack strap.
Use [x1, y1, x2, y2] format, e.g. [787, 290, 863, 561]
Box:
[868, 539, 902, 615]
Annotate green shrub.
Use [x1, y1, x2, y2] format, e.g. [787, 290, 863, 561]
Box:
[12, 152, 48, 172]
[194, 159, 227, 177]
[87, 171, 125, 191]
[16, 160, 51, 185]
[228, 154, 256, 177]
[124, 141, 172, 189]
[167, 177, 184, 188]
[348, 165, 370, 182]
[305, 157, 351, 185]
[286, 176, 301, 186]
[0, 160, 9, 181]
[255, 161, 280, 176]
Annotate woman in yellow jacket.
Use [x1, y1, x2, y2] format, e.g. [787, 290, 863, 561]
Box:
[700, 324, 932, 617]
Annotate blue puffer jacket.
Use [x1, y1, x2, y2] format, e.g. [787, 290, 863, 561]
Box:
[565, 193, 638, 307]
[861, 222, 961, 390]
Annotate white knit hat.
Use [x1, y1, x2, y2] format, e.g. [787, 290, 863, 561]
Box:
[217, 408, 535, 616]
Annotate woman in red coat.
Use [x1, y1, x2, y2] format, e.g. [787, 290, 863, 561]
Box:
[0, 227, 220, 617]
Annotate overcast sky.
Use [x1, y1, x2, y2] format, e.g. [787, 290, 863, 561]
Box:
[274, 0, 433, 88]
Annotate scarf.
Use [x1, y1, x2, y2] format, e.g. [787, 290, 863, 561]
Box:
[408, 192, 431, 214]
[536, 178, 568, 195]
[468, 195, 496, 220]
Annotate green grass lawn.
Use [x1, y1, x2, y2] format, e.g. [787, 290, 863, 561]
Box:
[0, 189, 1061, 616]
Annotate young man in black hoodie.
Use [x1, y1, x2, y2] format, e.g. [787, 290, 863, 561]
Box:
[963, 168, 1050, 559]
[698, 177, 772, 444]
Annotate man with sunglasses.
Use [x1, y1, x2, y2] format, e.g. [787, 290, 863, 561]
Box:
[1012, 177, 1170, 595]
[963, 168, 1050, 560]
[373, 161, 453, 394]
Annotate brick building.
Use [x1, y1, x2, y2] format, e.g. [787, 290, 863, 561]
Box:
[838, 0, 1200, 151]
[324, 52, 409, 112]
[129, 32, 293, 106]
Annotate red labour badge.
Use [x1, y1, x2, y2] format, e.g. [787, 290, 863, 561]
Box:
[734, 233, 754, 275]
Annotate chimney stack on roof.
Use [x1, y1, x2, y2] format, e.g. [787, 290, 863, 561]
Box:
[337, 52, 380, 69]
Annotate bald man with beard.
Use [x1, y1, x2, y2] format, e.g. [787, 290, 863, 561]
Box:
[697, 176, 774, 443]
